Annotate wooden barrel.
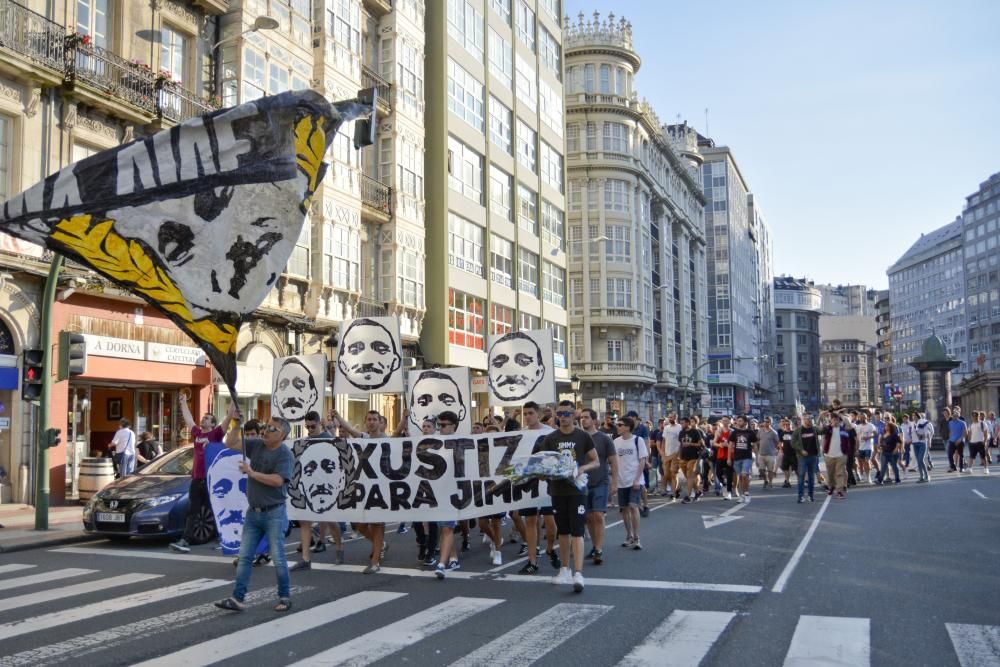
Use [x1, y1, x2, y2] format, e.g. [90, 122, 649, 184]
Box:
[79, 458, 115, 502]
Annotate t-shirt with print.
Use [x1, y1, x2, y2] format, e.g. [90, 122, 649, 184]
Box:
[586, 430, 616, 488]
[244, 438, 294, 508]
[715, 429, 732, 461]
[856, 423, 877, 452]
[727, 428, 757, 460]
[798, 427, 819, 456]
[679, 428, 703, 461]
[613, 435, 649, 488]
[191, 425, 225, 480]
[778, 430, 796, 457]
[538, 427, 594, 496]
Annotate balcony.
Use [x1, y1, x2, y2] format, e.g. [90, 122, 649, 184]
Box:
[361, 65, 392, 116]
[65, 38, 157, 119]
[362, 0, 393, 18]
[574, 361, 657, 384]
[0, 0, 65, 82]
[191, 0, 230, 14]
[588, 307, 643, 329]
[356, 296, 388, 318]
[156, 81, 215, 125]
[360, 173, 392, 221]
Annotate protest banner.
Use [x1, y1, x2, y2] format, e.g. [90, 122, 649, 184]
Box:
[405, 367, 472, 435]
[486, 329, 557, 406]
[334, 316, 405, 395]
[271, 353, 326, 423]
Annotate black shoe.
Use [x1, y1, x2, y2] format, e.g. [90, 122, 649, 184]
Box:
[252, 554, 271, 566]
[548, 550, 561, 569]
[309, 542, 326, 553]
[519, 562, 539, 575]
[289, 560, 311, 572]
[640, 506, 650, 518]
[417, 546, 427, 562]
[797, 497, 804, 504]
[782, 481, 791, 488]
[422, 555, 437, 567]
[461, 539, 471, 552]
[517, 544, 528, 557]
[586, 548, 597, 560]
[593, 549, 604, 565]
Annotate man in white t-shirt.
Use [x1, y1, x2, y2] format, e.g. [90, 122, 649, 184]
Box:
[612, 416, 648, 550]
[854, 412, 877, 483]
[661, 414, 682, 499]
[109, 419, 137, 478]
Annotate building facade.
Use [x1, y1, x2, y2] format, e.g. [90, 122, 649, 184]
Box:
[874, 289, 892, 407]
[816, 283, 878, 316]
[819, 315, 877, 408]
[960, 171, 1000, 374]
[773, 277, 821, 416]
[560, 12, 707, 418]
[887, 218, 967, 402]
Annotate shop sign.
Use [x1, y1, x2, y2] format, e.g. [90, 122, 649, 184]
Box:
[470, 376, 488, 393]
[84, 334, 144, 360]
[147, 342, 206, 366]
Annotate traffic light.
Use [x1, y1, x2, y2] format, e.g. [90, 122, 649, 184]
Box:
[57, 331, 87, 380]
[22, 349, 43, 401]
[352, 87, 378, 149]
[42, 427, 62, 450]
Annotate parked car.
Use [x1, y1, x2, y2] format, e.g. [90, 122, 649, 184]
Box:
[82, 446, 216, 543]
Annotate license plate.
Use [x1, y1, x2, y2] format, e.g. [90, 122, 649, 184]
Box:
[96, 512, 126, 523]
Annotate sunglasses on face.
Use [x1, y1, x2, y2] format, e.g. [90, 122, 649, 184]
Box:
[265, 425, 281, 433]
[555, 410, 574, 417]
[616, 423, 626, 427]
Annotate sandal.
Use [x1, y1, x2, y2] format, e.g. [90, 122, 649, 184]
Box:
[214, 597, 245, 612]
[274, 598, 292, 612]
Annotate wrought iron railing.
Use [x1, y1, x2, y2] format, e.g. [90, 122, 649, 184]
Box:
[157, 82, 214, 123]
[0, 0, 65, 72]
[360, 173, 391, 216]
[356, 296, 388, 318]
[66, 40, 156, 114]
[361, 64, 392, 114]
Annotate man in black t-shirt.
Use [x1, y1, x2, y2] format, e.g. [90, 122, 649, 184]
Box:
[538, 400, 598, 593]
[727, 416, 758, 503]
[678, 418, 704, 504]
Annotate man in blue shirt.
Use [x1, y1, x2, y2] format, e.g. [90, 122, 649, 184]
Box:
[946, 407, 968, 473]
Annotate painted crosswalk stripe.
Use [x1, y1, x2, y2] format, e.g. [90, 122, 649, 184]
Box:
[0, 578, 228, 642]
[946, 623, 1000, 667]
[617, 610, 735, 666]
[133, 591, 407, 667]
[0, 568, 97, 593]
[0, 564, 37, 575]
[289, 596, 505, 666]
[0, 573, 161, 613]
[783, 615, 869, 666]
[450, 603, 612, 667]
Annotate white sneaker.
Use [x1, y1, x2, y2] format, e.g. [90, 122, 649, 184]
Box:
[572, 571, 585, 593]
[725, 492, 732, 501]
[735, 496, 743, 504]
[552, 567, 573, 585]
[482, 535, 492, 545]
[985, 468, 990, 475]
[492, 550, 502, 566]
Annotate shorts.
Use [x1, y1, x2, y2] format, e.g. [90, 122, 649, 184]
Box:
[482, 512, 506, 521]
[857, 449, 872, 460]
[969, 442, 987, 461]
[520, 506, 554, 517]
[617, 487, 641, 508]
[586, 484, 609, 512]
[780, 454, 797, 471]
[758, 455, 777, 473]
[436, 521, 458, 529]
[732, 458, 753, 476]
[551, 494, 587, 537]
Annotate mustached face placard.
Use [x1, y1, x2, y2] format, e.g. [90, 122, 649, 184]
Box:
[334, 316, 404, 395]
[487, 329, 556, 406]
[271, 353, 326, 423]
[206, 444, 247, 555]
[406, 367, 472, 435]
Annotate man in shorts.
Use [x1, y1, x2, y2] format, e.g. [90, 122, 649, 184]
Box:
[581, 408, 617, 565]
[612, 416, 648, 549]
[517, 402, 558, 574]
[661, 414, 682, 499]
[727, 416, 758, 503]
[757, 418, 779, 489]
[854, 412, 877, 483]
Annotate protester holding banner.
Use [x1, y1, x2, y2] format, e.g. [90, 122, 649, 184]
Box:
[289, 411, 342, 571]
[433, 411, 463, 579]
[516, 402, 558, 575]
[581, 408, 617, 566]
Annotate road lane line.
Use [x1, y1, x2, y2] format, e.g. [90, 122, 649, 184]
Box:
[0, 568, 97, 593]
[617, 610, 735, 667]
[0, 573, 161, 612]
[288, 596, 505, 666]
[0, 564, 36, 575]
[771, 495, 831, 593]
[133, 591, 406, 667]
[972, 489, 988, 499]
[0, 578, 228, 642]
[449, 602, 612, 667]
[946, 623, 1000, 667]
[783, 615, 869, 666]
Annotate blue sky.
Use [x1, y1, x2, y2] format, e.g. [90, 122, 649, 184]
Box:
[565, 0, 1000, 288]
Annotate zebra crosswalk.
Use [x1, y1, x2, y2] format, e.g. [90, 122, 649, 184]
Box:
[0, 561, 997, 667]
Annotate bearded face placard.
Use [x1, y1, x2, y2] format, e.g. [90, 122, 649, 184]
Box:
[406, 367, 472, 436]
[486, 329, 556, 406]
[334, 316, 404, 395]
[271, 353, 326, 423]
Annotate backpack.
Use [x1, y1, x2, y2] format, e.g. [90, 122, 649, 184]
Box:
[915, 420, 929, 441]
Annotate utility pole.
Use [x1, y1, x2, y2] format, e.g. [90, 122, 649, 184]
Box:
[35, 254, 64, 530]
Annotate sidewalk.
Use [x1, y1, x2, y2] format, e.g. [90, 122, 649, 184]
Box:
[0, 503, 92, 553]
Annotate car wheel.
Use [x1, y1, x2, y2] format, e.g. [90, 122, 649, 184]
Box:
[187, 502, 218, 545]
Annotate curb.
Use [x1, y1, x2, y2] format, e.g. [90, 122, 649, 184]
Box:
[0, 531, 94, 554]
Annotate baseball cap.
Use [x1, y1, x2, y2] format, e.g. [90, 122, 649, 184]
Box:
[626, 410, 639, 418]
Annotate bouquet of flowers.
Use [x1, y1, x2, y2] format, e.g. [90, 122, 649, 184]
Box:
[504, 450, 588, 491]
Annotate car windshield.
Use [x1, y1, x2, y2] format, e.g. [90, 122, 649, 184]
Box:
[139, 447, 194, 476]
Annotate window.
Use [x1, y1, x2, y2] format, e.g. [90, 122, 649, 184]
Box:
[326, 0, 361, 74]
[538, 81, 563, 136]
[608, 340, 624, 362]
[490, 0, 511, 24]
[569, 277, 583, 310]
[397, 38, 423, 115]
[489, 164, 513, 222]
[398, 135, 423, 198]
[584, 64, 594, 93]
[397, 249, 424, 307]
[514, 1, 535, 51]
[492, 303, 514, 335]
[490, 234, 514, 288]
[77, 0, 110, 48]
[604, 179, 629, 212]
[541, 200, 564, 249]
[603, 122, 628, 153]
[488, 29, 513, 90]
[517, 183, 538, 235]
[589, 276, 601, 305]
[449, 289, 485, 350]
[569, 181, 582, 211]
[539, 26, 560, 77]
[516, 119, 537, 173]
[775, 315, 783, 329]
[448, 0, 484, 58]
[518, 248, 539, 297]
[243, 48, 266, 101]
[515, 54, 536, 112]
[160, 24, 187, 83]
[566, 125, 580, 153]
[607, 278, 632, 308]
[324, 224, 359, 291]
[605, 225, 631, 262]
[570, 330, 583, 360]
[568, 226, 583, 257]
[542, 262, 565, 307]
[539, 0, 560, 22]
[520, 312, 540, 330]
[599, 64, 610, 93]
[268, 61, 290, 94]
[448, 213, 485, 278]
[547, 321, 567, 368]
[488, 96, 512, 154]
[540, 140, 563, 192]
[586, 122, 597, 150]
[447, 58, 484, 131]
[285, 221, 309, 276]
[448, 136, 483, 204]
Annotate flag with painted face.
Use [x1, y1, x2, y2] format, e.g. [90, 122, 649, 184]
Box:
[0, 91, 354, 398]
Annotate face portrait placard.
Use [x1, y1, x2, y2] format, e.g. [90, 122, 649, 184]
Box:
[406, 367, 472, 436]
[271, 354, 326, 423]
[334, 316, 404, 395]
[206, 444, 247, 556]
[288, 436, 357, 515]
[486, 329, 556, 406]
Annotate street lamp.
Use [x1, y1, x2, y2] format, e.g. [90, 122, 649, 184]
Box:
[570, 374, 581, 406]
[212, 16, 280, 51]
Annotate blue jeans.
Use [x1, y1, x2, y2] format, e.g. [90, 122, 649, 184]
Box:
[233, 505, 290, 602]
[797, 455, 818, 499]
[912, 441, 928, 479]
[878, 451, 900, 483]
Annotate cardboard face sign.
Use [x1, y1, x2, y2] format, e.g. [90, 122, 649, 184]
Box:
[486, 329, 556, 406]
[206, 444, 247, 555]
[288, 436, 357, 514]
[334, 316, 404, 394]
[271, 353, 326, 423]
[406, 367, 472, 435]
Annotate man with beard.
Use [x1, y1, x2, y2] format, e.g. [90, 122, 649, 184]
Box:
[290, 412, 345, 570]
[271, 357, 320, 422]
[488, 332, 547, 402]
[337, 318, 402, 391]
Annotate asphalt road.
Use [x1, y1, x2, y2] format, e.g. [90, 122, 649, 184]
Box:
[1, 454, 998, 667]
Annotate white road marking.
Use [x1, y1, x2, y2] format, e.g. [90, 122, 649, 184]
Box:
[0, 578, 228, 641]
[946, 623, 1000, 667]
[288, 596, 505, 666]
[1, 586, 311, 667]
[133, 591, 406, 667]
[783, 615, 869, 666]
[0, 573, 161, 612]
[972, 489, 988, 499]
[0, 568, 97, 593]
[617, 610, 735, 667]
[702, 501, 746, 529]
[0, 564, 37, 575]
[771, 495, 831, 593]
[449, 602, 612, 667]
